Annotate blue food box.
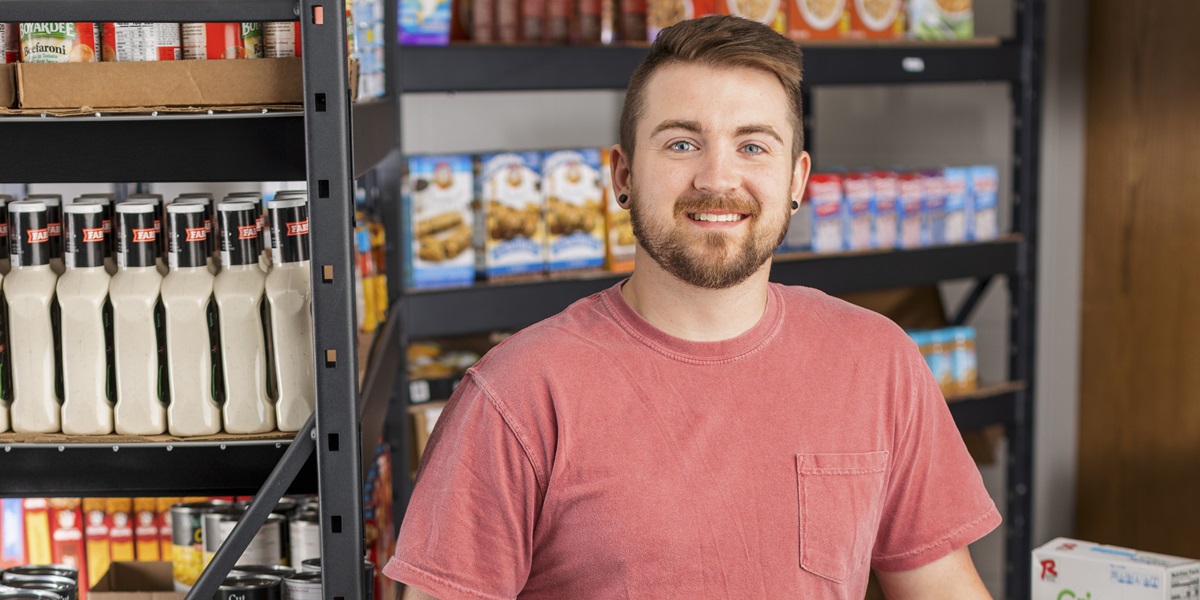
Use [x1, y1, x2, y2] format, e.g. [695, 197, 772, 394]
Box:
[942, 167, 971, 244]
[842, 172, 875, 251]
[478, 152, 546, 278]
[923, 169, 948, 246]
[405, 154, 476, 289]
[400, 0, 451, 45]
[807, 173, 845, 253]
[969, 165, 999, 241]
[871, 170, 899, 250]
[896, 171, 927, 248]
[543, 149, 606, 272]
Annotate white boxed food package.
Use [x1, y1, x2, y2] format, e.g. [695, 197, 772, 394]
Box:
[1032, 538, 1200, 600]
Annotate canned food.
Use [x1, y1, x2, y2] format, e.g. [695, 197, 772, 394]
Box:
[298, 559, 374, 600]
[0, 23, 19, 64]
[19, 23, 98, 63]
[0, 579, 76, 600]
[216, 574, 282, 600]
[171, 500, 230, 591]
[281, 572, 321, 600]
[230, 565, 295, 580]
[288, 512, 320, 567]
[242, 23, 264, 58]
[202, 509, 286, 568]
[263, 22, 301, 58]
[181, 23, 244, 60]
[101, 23, 180, 61]
[1, 566, 77, 582]
[0, 591, 65, 600]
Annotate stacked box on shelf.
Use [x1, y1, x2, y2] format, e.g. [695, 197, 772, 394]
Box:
[806, 173, 844, 253]
[942, 167, 970, 244]
[601, 150, 636, 272]
[543, 149, 605, 272]
[842, 171, 874, 251]
[405, 155, 476, 289]
[477, 152, 545, 279]
[896, 171, 927, 249]
[969, 164, 999, 241]
[922, 169, 947, 246]
[871, 170, 899, 250]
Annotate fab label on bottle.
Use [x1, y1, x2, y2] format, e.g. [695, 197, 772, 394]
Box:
[59, 203, 113, 435]
[112, 203, 167, 435]
[5, 200, 61, 433]
[267, 196, 314, 431]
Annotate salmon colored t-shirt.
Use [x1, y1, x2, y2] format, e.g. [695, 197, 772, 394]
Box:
[386, 282, 1000, 599]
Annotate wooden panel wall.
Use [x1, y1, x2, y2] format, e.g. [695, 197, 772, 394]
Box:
[1078, 0, 1200, 556]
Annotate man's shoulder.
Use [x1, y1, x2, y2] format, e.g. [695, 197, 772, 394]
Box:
[774, 283, 912, 347]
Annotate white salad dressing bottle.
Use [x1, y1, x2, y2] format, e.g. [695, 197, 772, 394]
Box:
[0, 197, 6, 431]
[111, 202, 167, 435]
[266, 196, 314, 432]
[163, 202, 222, 437]
[26, 194, 64, 275]
[214, 200, 274, 434]
[174, 193, 219, 274]
[127, 194, 168, 276]
[58, 202, 113, 435]
[5, 200, 61, 433]
[0, 194, 13, 275]
[226, 191, 268, 272]
[76, 193, 118, 275]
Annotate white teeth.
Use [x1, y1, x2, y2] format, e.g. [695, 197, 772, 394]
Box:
[691, 213, 743, 222]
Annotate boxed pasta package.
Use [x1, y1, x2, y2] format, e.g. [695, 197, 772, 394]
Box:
[842, 172, 874, 251]
[601, 150, 636, 271]
[478, 152, 546, 278]
[848, 0, 903, 38]
[896, 171, 926, 249]
[968, 164, 998, 241]
[941, 167, 970, 244]
[922, 169, 947, 245]
[543, 149, 606, 272]
[908, 0, 972, 40]
[787, 0, 849, 40]
[717, 0, 786, 33]
[871, 170, 899, 250]
[647, 0, 716, 40]
[807, 173, 844, 253]
[405, 155, 476, 289]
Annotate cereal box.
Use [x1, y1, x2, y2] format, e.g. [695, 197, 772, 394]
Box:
[648, 0, 715, 40]
[807, 173, 844, 253]
[406, 155, 476, 289]
[922, 169, 947, 246]
[400, 0, 451, 44]
[1033, 538, 1200, 600]
[896, 171, 926, 249]
[787, 0, 849, 40]
[49, 498, 87, 587]
[83, 498, 111, 589]
[601, 150, 636, 272]
[133, 497, 160, 561]
[1, 499, 25, 569]
[22, 499, 51, 565]
[968, 164, 998, 241]
[942, 167, 970, 244]
[908, 0, 972, 40]
[842, 172, 874, 251]
[108, 497, 135, 563]
[848, 0, 902, 38]
[478, 152, 545, 278]
[871, 170, 899, 250]
[718, 0, 786, 33]
[540, 149, 603, 272]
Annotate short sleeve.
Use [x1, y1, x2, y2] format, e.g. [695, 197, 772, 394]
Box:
[384, 373, 544, 600]
[870, 344, 1002, 572]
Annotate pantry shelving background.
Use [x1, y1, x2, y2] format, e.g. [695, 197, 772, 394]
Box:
[0, 0, 400, 598]
[385, 3, 1044, 599]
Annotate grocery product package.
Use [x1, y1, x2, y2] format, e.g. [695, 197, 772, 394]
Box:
[717, 0, 786, 33]
[941, 167, 970, 244]
[406, 155, 476, 289]
[968, 164, 999, 241]
[871, 170, 899, 250]
[842, 172, 874, 251]
[787, 0, 849, 40]
[908, 0, 972, 40]
[848, 0, 903, 38]
[400, 0, 452, 44]
[601, 150, 636, 271]
[1033, 538, 1200, 600]
[922, 169, 947, 245]
[807, 173, 844, 253]
[647, 0, 715, 40]
[896, 171, 926, 249]
[543, 149, 605, 272]
[477, 152, 546, 278]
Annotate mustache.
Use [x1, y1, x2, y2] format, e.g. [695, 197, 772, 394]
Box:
[672, 191, 761, 218]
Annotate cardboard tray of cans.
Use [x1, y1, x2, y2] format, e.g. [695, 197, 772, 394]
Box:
[0, 57, 359, 115]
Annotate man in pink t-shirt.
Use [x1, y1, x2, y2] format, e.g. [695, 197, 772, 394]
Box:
[388, 15, 1000, 600]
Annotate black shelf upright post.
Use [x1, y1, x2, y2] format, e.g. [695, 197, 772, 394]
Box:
[1007, 1, 1045, 599]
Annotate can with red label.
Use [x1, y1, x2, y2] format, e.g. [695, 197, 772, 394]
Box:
[0, 23, 19, 64]
[19, 22, 99, 63]
[101, 23, 180, 61]
[264, 22, 302, 58]
[181, 22, 244, 60]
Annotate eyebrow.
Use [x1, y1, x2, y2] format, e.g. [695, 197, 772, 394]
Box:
[736, 124, 784, 145]
[650, 120, 785, 145]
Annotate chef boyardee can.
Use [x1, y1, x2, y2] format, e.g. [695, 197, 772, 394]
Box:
[116, 202, 158, 269]
[268, 197, 309, 264]
[170, 499, 228, 591]
[202, 508, 286, 568]
[9, 200, 51, 268]
[166, 203, 208, 271]
[242, 23, 264, 58]
[282, 571, 321, 600]
[217, 201, 260, 268]
[216, 574, 282, 600]
[63, 202, 106, 270]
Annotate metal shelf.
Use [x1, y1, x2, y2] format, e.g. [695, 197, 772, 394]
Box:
[0, 100, 395, 183]
[402, 238, 1020, 338]
[399, 42, 1020, 93]
[0, 437, 318, 497]
[947, 382, 1024, 431]
[0, 0, 297, 22]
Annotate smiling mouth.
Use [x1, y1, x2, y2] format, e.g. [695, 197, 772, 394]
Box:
[688, 212, 749, 223]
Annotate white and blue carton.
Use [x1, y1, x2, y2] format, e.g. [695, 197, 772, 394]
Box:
[478, 152, 545, 278]
[969, 165, 999, 241]
[806, 173, 845, 253]
[1032, 538, 1200, 600]
[542, 149, 606, 272]
[400, 0, 451, 44]
[942, 167, 971, 244]
[842, 172, 875, 251]
[922, 169, 948, 246]
[872, 170, 899, 250]
[405, 155, 476, 289]
[896, 171, 927, 249]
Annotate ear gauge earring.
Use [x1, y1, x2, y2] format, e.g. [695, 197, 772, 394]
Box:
[619, 194, 629, 206]
[791, 200, 800, 210]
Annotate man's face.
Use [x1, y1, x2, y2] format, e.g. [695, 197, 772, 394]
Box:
[625, 63, 807, 290]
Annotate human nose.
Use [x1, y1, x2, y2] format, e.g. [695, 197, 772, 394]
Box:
[692, 146, 740, 195]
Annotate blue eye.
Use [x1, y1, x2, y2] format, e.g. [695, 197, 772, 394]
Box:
[743, 144, 763, 154]
[670, 141, 695, 152]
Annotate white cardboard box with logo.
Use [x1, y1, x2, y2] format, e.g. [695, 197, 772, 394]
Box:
[1033, 538, 1200, 600]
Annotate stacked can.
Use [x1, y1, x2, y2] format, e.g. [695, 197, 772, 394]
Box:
[18, 23, 99, 63]
[101, 23, 181, 61]
[182, 23, 264, 59]
[214, 574, 283, 600]
[264, 22, 302, 57]
[0, 565, 79, 600]
[170, 500, 230, 591]
[0, 23, 18, 64]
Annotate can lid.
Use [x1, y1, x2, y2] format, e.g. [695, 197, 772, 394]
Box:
[127, 193, 164, 203]
[166, 202, 206, 215]
[0, 194, 12, 205]
[286, 572, 322, 582]
[25, 194, 61, 207]
[116, 202, 156, 214]
[267, 197, 307, 210]
[219, 574, 283, 590]
[217, 200, 257, 212]
[76, 194, 114, 204]
[226, 192, 264, 200]
[64, 202, 104, 215]
[0, 591, 66, 600]
[9, 200, 46, 213]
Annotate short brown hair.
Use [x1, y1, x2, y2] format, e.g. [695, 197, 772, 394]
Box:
[619, 15, 805, 163]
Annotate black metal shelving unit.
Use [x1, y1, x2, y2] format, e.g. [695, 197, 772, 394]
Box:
[387, 4, 1043, 597]
[0, 1, 401, 598]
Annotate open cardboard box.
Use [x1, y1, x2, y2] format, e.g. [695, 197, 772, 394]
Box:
[89, 562, 185, 600]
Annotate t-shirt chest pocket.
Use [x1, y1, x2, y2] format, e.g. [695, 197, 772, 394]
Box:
[796, 451, 889, 583]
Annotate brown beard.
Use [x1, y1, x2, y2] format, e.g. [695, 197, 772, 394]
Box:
[630, 185, 792, 289]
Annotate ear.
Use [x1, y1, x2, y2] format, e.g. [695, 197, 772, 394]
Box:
[610, 144, 633, 210]
[791, 151, 812, 215]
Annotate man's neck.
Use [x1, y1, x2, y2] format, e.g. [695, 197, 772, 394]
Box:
[620, 254, 772, 342]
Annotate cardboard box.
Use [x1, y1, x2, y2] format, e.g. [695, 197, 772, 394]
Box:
[0, 63, 14, 108]
[717, 0, 786, 33]
[543, 149, 605, 272]
[842, 172, 874, 251]
[908, 0, 973, 40]
[11, 57, 303, 112]
[847, 0, 903, 38]
[896, 171, 926, 249]
[601, 150, 635, 272]
[807, 173, 844, 253]
[406, 155, 476, 289]
[90, 561, 185, 600]
[647, 0, 715, 40]
[942, 167, 970, 244]
[921, 169, 947, 246]
[401, 0, 452, 44]
[1032, 538, 1200, 600]
[968, 164, 998, 241]
[787, 0, 849, 40]
[478, 152, 545, 279]
[871, 170, 899, 250]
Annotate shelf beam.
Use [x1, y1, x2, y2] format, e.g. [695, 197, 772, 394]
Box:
[0, 0, 298, 22]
